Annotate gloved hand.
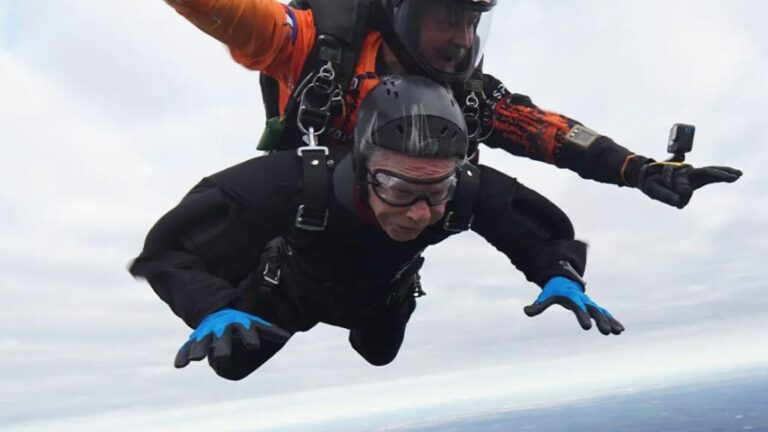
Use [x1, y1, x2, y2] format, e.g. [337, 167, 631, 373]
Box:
[524, 277, 624, 335]
[636, 161, 742, 209]
[174, 308, 291, 368]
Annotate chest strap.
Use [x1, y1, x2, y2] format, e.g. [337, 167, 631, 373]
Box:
[295, 132, 330, 231]
[278, 0, 373, 150]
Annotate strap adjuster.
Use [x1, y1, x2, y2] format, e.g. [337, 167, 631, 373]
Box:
[443, 211, 474, 232]
[262, 263, 281, 286]
[295, 204, 329, 231]
[297, 145, 329, 157]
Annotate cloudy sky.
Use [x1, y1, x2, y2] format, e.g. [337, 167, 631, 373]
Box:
[1, 0, 767, 430]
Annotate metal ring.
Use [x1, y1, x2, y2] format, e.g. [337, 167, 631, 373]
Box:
[465, 92, 480, 109]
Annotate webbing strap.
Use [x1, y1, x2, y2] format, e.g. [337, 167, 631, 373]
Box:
[295, 146, 330, 231]
[443, 163, 480, 232]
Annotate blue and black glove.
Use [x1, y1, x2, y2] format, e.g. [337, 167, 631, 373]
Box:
[524, 276, 624, 335]
[174, 308, 291, 368]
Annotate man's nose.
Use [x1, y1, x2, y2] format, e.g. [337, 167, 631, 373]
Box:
[451, 25, 473, 49]
[406, 200, 432, 222]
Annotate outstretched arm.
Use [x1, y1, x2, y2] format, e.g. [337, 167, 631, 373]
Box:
[471, 165, 585, 286]
[163, 0, 313, 76]
[130, 179, 294, 372]
[480, 73, 741, 208]
[129, 180, 288, 328]
[130, 151, 305, 374]
[479, 73, 630, 185]
[471, 165, 622, 334]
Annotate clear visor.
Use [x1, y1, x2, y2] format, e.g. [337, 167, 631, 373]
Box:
[392, 0, 493, 79]
[368, 169, 457, 207]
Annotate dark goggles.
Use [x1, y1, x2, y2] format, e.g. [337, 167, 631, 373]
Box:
[368, 169, 457, 207]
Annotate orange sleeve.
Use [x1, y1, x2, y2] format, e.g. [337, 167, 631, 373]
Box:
[164, 0, 315, 85]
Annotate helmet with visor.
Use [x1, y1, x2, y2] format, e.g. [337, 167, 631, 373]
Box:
[374, 0, 496, 83]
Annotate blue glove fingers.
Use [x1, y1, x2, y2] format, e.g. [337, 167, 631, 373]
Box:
[545, 291, 593, 330]
[190, 309, 276, 343]
[597, 305, 613, 319]
[188, 333, 213, 363]
[241, 311, 275, 328]
[523, 297, 554, 317]
[174, 340, 193, 369]
[190, 317, 224, 341]
[531, 278, 624, 334]
[233, 322, 261, 350]
[567, 299, 593, 330]
[212, 325, 234, 359]
[608, 316, 625, 334]
[581, 295, 625, 335]
[255, 321, 292, 343]
[524, 296, 593, 330]
[528, 277, 591, 329]
[598, 304, 625, 334]
[587, 304, 613, 335]
[177, 309, 286, 368]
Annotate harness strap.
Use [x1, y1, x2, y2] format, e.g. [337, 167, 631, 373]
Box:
[295, 141, 330, 231]
[457, 67, 486, 160]
[261, 0, 373, 151]
[443, 163, 480, 232]
[306, 0, 371, 93]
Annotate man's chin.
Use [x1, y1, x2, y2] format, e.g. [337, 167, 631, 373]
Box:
[433, 61, 456, 73]
[386, 225, 423, 242]
[427, 57, 457, 73]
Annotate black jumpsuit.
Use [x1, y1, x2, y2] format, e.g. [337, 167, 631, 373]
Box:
[130, 146, 587, 379]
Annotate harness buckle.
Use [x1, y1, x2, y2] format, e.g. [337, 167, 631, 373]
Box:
[297, 125, 329, 156]
[262, 263, 281, 286]
[295, 204, 329, 231]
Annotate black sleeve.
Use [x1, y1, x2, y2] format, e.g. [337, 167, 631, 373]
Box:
[480, 72, 643, 187]
[470, 165, 588, 288]
[129, 179, 291, 328]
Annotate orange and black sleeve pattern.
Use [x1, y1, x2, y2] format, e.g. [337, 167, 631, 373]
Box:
[481, 73, 641, 187]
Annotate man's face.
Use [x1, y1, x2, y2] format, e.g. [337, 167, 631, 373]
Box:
[418, 1, 479, 72]
[367, 150, 456, 242]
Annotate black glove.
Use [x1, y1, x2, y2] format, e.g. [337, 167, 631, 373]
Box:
[632, 160, 742, 209]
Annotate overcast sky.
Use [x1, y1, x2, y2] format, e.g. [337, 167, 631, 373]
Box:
[1, 1, 767, 431]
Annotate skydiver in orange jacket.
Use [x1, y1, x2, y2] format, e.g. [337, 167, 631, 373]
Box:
[163, 0, 741, 208]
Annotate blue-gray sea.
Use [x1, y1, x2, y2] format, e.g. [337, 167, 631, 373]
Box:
[396, 369, 768, 432]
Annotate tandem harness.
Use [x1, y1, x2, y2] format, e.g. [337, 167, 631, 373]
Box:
[258, 0, 372, 152]
[258, 0, 482, 233]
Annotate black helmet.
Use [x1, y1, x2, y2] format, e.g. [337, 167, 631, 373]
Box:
[373, 0, 497, 83]
[353, 75, 468, 183]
